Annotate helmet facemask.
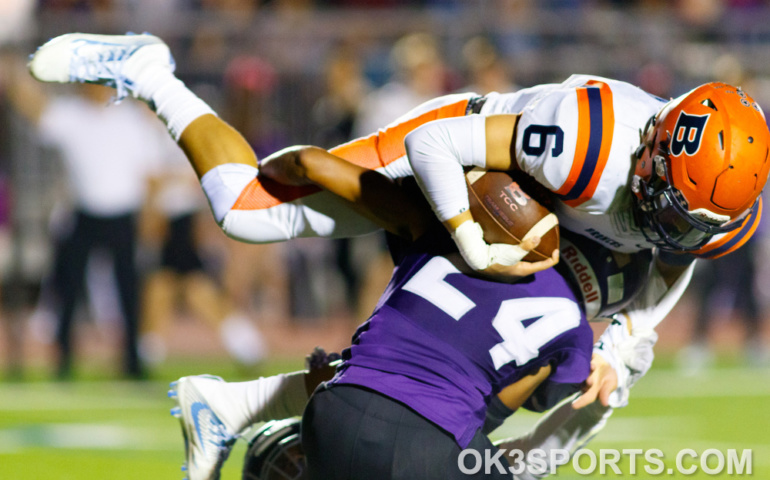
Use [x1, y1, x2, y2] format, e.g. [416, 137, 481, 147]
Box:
[631, 115, 754, 251]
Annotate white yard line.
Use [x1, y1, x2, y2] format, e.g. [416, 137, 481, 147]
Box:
[0, 423, 179, 452]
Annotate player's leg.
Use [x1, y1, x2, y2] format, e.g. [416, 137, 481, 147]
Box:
[28, 33, 374, 242]
[29, 35, 477, 243]
[167, 347, 337, 480]
[181, 91, 475, 241]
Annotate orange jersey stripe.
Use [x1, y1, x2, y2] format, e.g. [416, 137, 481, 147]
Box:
[556, 81, 615, 208]
[232, 98, 471, 211]
[557, 87, 591, 197]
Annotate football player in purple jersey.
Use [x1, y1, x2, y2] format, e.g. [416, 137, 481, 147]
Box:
[168, 147, 615, 480]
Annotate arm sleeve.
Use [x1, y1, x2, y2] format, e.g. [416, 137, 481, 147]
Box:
[405, 115, 487, 222]
[622, 261, 695, 331]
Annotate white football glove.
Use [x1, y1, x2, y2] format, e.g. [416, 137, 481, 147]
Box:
[451, 220, 530, 270]
[592, 315, 658, 408]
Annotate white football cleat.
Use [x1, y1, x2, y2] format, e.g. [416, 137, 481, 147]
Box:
[169, 375, 242, 480]
[28, 32, 174, 102]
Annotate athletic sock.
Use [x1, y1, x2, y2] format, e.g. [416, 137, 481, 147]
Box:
[245, 372, 309, 423]
[217, 372, 309, 433]
[134, 67, 216, 141]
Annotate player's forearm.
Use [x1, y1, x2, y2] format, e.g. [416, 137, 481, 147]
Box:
[623, 260, 694, 331]
[260, 146, 432, 239]
[308, 152, 432, 239]
[497, 398, 613, 479]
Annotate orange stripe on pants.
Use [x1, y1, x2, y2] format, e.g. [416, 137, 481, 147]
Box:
[231, 98, 471, 211]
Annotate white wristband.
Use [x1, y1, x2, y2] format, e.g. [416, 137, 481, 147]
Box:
[452, 220, 491, 270]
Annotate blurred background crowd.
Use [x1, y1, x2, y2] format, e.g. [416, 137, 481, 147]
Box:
[0, 0, 769, 381]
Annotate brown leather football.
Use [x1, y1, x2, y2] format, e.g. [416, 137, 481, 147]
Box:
[465, 168, 559, 262]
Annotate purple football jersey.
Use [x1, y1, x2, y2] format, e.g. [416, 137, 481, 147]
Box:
[332, 233, 593, 448]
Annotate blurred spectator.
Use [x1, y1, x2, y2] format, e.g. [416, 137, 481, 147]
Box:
[458, 36, 518, 95]
[312, 43, 371, 148]
[219, 54, 293, 324]
[224, 54, 287, 156]
[140, 138, 267, 367]
[677, 234, 768, 373]
[7, 62, 160, 379]
[42, 86, 158, 380]
[186, 24, 232, 86]
[634, 61, 675, 100]
[676, 0, 724, 27]
[0, 0, 34, 45]
[353, 32, 448, 137]
[310, 43, 392, 320]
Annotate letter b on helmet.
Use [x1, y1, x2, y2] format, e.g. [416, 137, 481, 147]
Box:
[670, 112, 709, 157]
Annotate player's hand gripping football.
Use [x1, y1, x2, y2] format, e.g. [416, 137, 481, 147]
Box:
[450, 216, 559, 279]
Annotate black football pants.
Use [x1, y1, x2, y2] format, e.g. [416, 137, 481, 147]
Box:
[302, 383, 511, 480]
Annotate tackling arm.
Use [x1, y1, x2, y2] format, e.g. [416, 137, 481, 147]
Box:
[259, 145, 434, 241]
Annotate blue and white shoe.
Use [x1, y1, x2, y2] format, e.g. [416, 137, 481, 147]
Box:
[169, 375, 240, 480]
[28, 32, 174, 102]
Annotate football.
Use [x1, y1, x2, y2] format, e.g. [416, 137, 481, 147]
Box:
[465, 168, 559, 262]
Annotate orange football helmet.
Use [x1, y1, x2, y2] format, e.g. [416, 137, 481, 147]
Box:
[632, 82, 770, 251]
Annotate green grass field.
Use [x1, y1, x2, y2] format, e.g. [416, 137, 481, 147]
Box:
[1, 354, 768, 479]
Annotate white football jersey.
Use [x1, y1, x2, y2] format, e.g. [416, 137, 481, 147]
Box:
[481, 75, 667, 253]
[210, 74, 760, 260]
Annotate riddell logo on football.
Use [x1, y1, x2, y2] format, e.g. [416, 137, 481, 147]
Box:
[561, 244, 600, 317]
[500, 182, 530, 212]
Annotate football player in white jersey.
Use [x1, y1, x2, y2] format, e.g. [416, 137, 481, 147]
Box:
[28, 33, 770, 480]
